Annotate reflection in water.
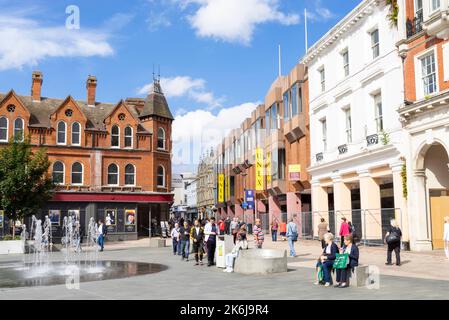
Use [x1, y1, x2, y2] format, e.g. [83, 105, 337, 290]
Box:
[0, 260, 167, 288]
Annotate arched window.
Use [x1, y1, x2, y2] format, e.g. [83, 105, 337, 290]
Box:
[52, 161, 64, 184]
[71, 162, 83, 185]
[157, 128, 165, 150]
[71, 122, 81, 146]
[107, 163, 119, 185]
[111, 125, 120, 148]
[125, 164, 135, 186]
[124, 126, 132, 148]
[14, 118, 24, 142]
[57, 121, 66, 145]
[157, 165, 165, 187]
[0, 117, 8, 142]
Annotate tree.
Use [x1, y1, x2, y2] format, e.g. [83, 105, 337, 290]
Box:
[0, 137, 54, 237]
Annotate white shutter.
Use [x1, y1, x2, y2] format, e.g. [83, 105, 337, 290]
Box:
[443, 44, 449, 82]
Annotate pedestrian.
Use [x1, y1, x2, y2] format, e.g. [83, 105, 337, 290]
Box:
[334, 234, 359, 288]
[444, 216, 449, 260]
[279, 220, 287, 241]
[179, 221, 191, 261]
[253, 219, 264, 249]
[230, 217, 238, 243]
[317, 218, 329, 249]
[385, 219, 402, 266]
[97, 219, 106, 252]
[314, 232, 338, 287]
[218, 219, 225, 235]
[339, 217, 350, 248]
[170, 223, 180, 255]
[190, 219, 205, 266]
[223, 238, 244, 273]
[286, 218, 298, 257]
[270, 218, 279, 242]
[225, 216, 231, 235]
[204, 217, 219, 266]
[237, 224, 248, 249]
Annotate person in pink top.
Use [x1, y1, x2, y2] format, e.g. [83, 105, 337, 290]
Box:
[339, 217, 350, 247]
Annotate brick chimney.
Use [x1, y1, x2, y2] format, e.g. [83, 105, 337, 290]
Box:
[31, 71, 43, 102]
[86, 75, 97, 106]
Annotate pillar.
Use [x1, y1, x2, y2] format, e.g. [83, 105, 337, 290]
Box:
[333, 175, 352, 233]
[268, 195, 282, 224]
[409, 170, 432, 251]
[287, 192, 302, 236]
[235, 204, 243, 220]
[311, 179, 329, 237]
[358, 170, 382, 241]
[390, 162, 410, 242]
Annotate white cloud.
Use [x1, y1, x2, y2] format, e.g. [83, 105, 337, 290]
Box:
[0, 11, 114, 71]
[137, 76, 224, 108]
[172, 102, 258, 170]
[306, 0, 335, 22]
[179, 0, 300, 45]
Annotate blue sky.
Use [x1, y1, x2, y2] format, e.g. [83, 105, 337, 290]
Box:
[0, 0, 362, 172]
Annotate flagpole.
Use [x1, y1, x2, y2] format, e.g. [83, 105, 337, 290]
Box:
[304, 8, 309, 54]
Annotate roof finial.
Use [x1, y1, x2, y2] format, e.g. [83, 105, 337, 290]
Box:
[152, 64, 163, 94]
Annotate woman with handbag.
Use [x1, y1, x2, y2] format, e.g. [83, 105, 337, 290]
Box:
[334, 234, 359, 288]
[385, 219, 402, 266]
[314, 232, 338, 287]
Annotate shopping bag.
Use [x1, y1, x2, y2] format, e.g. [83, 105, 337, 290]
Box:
[318, 266, 324, 282]
[333, 253, 349, 269]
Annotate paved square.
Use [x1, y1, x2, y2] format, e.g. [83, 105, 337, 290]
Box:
[0, 240, 448, 300]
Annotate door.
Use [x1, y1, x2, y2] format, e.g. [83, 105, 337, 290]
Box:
[430, 195, 449, 249]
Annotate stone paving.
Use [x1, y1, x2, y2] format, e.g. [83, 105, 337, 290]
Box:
[0, 236, 448, 300]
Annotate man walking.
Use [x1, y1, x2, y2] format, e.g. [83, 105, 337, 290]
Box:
[170, 222, 180, 255]
[204, 217, 219, 266]
[190, 219, 205, 265]
[253, 219, 264, 249]
[179, 221, 191, 261]
[97, 219, 106, 252]
[286, 217, 299, 257]
[270, 218, 279, 242]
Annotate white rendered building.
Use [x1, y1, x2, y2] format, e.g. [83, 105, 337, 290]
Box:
[302, 0, 408, 245]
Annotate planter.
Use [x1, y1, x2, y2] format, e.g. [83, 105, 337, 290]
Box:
[0, 240, 25, 254]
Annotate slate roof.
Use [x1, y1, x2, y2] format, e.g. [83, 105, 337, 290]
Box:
[0, 82, 173, 132]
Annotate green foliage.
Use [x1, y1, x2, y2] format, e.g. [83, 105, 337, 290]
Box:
[401, 162, 408, 199]
[0, 137, 54, 232]
[380, 130, 390, 145]
[386, 0, 399, 27]
[1, 235, 21, 241]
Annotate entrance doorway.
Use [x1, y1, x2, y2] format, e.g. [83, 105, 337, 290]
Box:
[430, 191, 449, 249]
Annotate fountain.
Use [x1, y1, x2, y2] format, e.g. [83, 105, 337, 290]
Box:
[0, 215, 167, 288]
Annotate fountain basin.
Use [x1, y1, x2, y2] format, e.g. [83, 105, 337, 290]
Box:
[0, 240, 25, 255]
[233, 249, 287, 275]
[0, 260, 167, 288]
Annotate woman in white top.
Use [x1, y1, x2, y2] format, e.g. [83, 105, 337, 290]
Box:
[444, 217, 449, 259]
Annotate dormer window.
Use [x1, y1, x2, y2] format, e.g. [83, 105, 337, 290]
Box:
[71, 122, 81, 146]
[111, 125, 120, 148]
[0, 117, 8, 142]
[124, 126, 133, 148]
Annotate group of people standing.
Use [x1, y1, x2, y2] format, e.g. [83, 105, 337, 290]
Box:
[170, 217, 219, 266]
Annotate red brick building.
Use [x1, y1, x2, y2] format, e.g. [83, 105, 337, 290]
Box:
[0, 72, 174, 240]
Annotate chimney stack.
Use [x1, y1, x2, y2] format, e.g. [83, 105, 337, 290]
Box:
[86, 75, 97, 106]
[31, 71, 43, 102]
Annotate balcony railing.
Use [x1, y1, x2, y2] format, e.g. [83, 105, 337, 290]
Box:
[366, 134, 379, 146]
[406, 12, 423, 38]
[338, 144, 348, 155]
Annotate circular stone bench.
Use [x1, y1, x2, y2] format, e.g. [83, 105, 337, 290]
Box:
[233, 249, 287, 275]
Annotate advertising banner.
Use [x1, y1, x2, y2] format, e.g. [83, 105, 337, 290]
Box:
[255, 148, 264, 191]
[288, 164, 301, 181]
[218, 173, 224, 202]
